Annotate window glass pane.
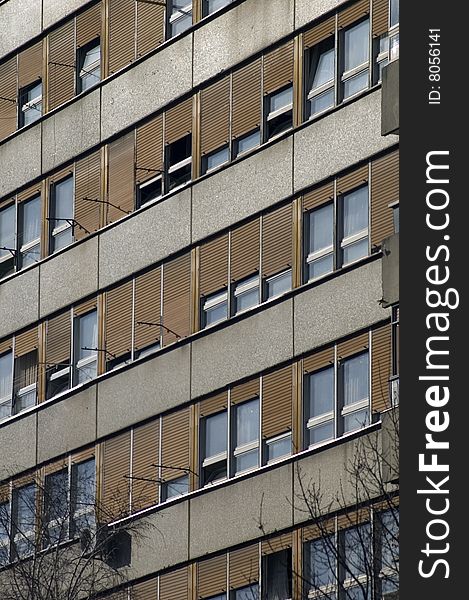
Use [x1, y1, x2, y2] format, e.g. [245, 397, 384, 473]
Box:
[21, 196, 41, 247]
[343, 353, 369, 406]
[170, 3, 192, 36]
[308, 254, 334, 281]
[78, 312, 98, 360]
[0, 353, 13, 421]
[52, 227, 73, 252]
[205, 411, 227, 458]
[83, 45, 100, 70]
[308, 536, 336, 589]
[235, 448, 258, 473]
[309, 368, 334, 418]
[308, 204, 333, 254]
[312, 47, 335, 89]
[0, 205, 15, 261]
[343, 408, 369, 433]
[205, 298, 227, 327]
[54, 177, 74, 221]
[390, 0, 399, 27]
[72, 459, 96, 533]
[0, 502, 9, 566]
[266, 110, 293, 140]
[44, 469, 69, 544]
[265, 549, 292, 599]
[235, 285, 259, 313]
[235, 584, 259, 600]
[344, 523, 370, 579]
[379, 509, 399, 589]
[309, 89, 334, 116]
[164, 475, 189, 500]
[267, 434, 291, 462]
[236, 129, 260, 156]
[269, 86, 293, 113]
[27, 82, 42, 102]
[389, 32, 399, 61]
[342, 237, 368, 265]
[393, 205, 399, 233]
[139, 177, 162, 207]
[204, 0, 231, 15]
[14, 484, 36, 557]
[344, 20, 370, 72]
[342, 186, 368, 239]
[204, 146, 229, 173]
[343, 70, 368, 98]
[81, 45, 101, 92]
[236, 398, 259, 446]
[309, 420, 334, 446]
[266, 270, 291, 300]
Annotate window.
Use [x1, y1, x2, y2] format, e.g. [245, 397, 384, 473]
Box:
[306, 367, 334, 448]
[161, 475, 189, 502]
[233, 275, 259, 315]
[0, 352, 13, 421]
[233, 398, 259, 474]
[0, 502, 10, 566]
[233, 585, 259, 600]
[44, 469, 69, 547]
[341, 19, 370, 100]
[391, 203, 399, 233]
[73, 310, 98, 385]
[304, 535, 337, 599]
[50, 176, 74, 253]
[306, 38, 335, 118]
[305, 203, 334, 281]
[202, 289, 228, 328]
[374, 34, 389, 83]
[340, 352, 369, 434]
[340, 186, 369, 266]
[202, 145, 230, 174]
[201, 410, 228, 485]
[377, 509, 399, 594]
[18, 80, 42, 128]
[77, 40, 101, 93]
[263, 549, 292, 600]
[264, 85, 293, 141]
[18, 194, 41, 268]
[168, 1, 192, 38]
[343, 523, 371, 599]
[71, 459, 96, 536]
[265, 431, 292, 464]
[389, 0, 399, 61]
[165, 134, 192, 192]
[137, 175, 163, 208]
[13, 350, 38, 414]
[11, 484, 36, 559]
[203, 0, 232, 17]
[234, 129, 260, 158]
[265, 269, 292, 301]
[0, 204, 15, 280]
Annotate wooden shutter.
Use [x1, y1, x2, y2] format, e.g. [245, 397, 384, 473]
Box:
[18, 40, 43, 88]
[232, 59, 261, 139]
[165, 97, 193, 145]
[160, 566, 189, 600]
[101, 431, 131, 519]
[199, 391, 228, 417]
[14, 328, 39, 389]
[46, 311, 71, 365]
[74, 296, 97, 316]
[338, 0, 370, 29]
[132, 420, 159, 511]
[304, 16, 335, 48]
[162, 253, 191, 345]
[17, 183, 42, 203]
[262, 532, 292, 554]
[229, 544, 259, 588]
[230, 218, 260, 282]
[105, 281, 133, 363]
[372, 0, 388, 37]
[262, 365, 293, 439]
[71, 446, 95, 465]
[263, 40, 294, 95]
[199, 234, 229, 296]
[48, 20, 75, 111]
[337, 507, 370, 530]
[231, 378, 259, 405]
[15, 327, 39, 357]
[134, 267, 161, 351]
[197, 554, 227, 598]
[137, 0, 165, 57]
[107, 132, 135, 224]
[303, 347, 334, 374]
[371, 150, 399, 247]
[337, 332, 369, 359]
[337, 164, 369, 195]
[0, 58, 17, 140]
[136, 114, 163, 185]
[75, 150, 101, 239]
[133, 578, 158, 600]
[0, 338, 13, 355]
[76, 2, 101, 48]
[262, 204, 293, 278]
[108, 0, 135, 74]
[161, 407, 190, 482]
[372, 324, 392, 413]
[302, 517, 336, 541]
[303, 181, 334, 212]
[200, 77, 230, 155]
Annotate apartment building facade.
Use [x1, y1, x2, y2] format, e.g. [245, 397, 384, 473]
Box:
[0, 0, 400, 598]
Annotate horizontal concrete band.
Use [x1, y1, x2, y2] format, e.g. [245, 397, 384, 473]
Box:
[0, 258, 389, 479]
[0, 90, 398, 339]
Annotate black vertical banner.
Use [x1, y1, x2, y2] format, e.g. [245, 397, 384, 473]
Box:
[401, 0, 466, 597]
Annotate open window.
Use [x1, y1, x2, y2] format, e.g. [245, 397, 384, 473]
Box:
[161, 475, 189, 502]
[305, 37, 335, 118]
[13, 350, 38, 414]
[165, 134, 192, 192]
[233, 275, 259, 315]
[77, 39, 101, 93]
[340, 19, 370, 100]
[137, 174, 163, 208]
[201, 410, 228, 485]
[264, 85, 293, 141]
[50, 176, 74, 253]
[202, 289, 228, 328]
[18, 80, 42, 128]
[168, 1, 192, 38]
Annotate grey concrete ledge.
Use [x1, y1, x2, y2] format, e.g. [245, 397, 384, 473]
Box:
[0, 0, 42, 59]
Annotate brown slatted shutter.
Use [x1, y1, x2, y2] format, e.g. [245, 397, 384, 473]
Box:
[132, 420, 159, 511]
[101, 431, 131, 519]
[107, 132, 135, 224]
[162, 253, 191, 345]
[200, 78, 230, 156]
[338, 0, 370, 29]
[46, 311, 71, 365]
[71, 446, 95, 465]
[262, 532, 292, 554]
[14, 328, 39, 391]
[108, 0, 135, 74]
[105, 282, 133, 365]
[0, 338, 13, 355]
[232, 59, 262, 139]
[199, 391, 228, 418]
[230, 219, 260, 282]
[136, 114, 163, 185]
[18, 40, 43, 88]
[229, 544, 259, 589]
[76, 2, 102, 47]
[303, 16, 336, 48]
[303, 181, 334, 212]
[371, 150, 399, 247]
[302, 518, 335, 541]
[262, 365, 293, 439]
[199, 234, 229, 297]
[263, 40, 294, 95]
[160, 566, 189, 600]
[372, 324, 392, 413]
[15, 328, 39, 357]
[231, 379, 259, 405]
[337, 507, 370, 530]
[134, 267, 161, 351]
[137, 0, 165, 57]
[74, 296, 97, 316]
[75, 150, 101, 239]
[262, 204, 293, 279]
[197, 554, 227, 598]
[337, 164, 369, 195]
[0, 58, 17, 140]
[161, 407, 190, 482]
[165, 97, 193, 145]
[133, 578, 158, 600]
[48, 20, 75, 111]
[337, 332, 369, 359]
[17, 183, 42, 203]
[372, 0, 388, 37]
[303, 347, 335, 374]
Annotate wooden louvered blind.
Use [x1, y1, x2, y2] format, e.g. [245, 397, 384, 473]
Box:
[74, 296, 97, 316]
[372, 0, 388, 37]
[101, 431, 131, 518]
[137, 0, 165, 57]
[262, 365, 293, 439]
[304, 16, 335, 48]
[0, 58, 17, 139]
[232, 59, 261, 139]
[230, 218, 260, 282]
[17, 183, 41, 203]
[107, 132, 135, 224]
[75, 150, 101, 238]
[133, 578, 158, 600]
[108, 0, 135, 74]
[15, 327, 39, 357]
[337, 507, 370, 530]
[263, 40, 294, 95]
[197, 554, 227, 598]
[162, 254, 191, 345]
[160, 566, 189, 600]
[18, 40, 43, 88]
[48, 21, 75, 111]
[338, 0, 370, 29]
[161, 408, 190, 482]
[231, 378, 259, 405]
[337, 332, 369, 359]
[262, 204, 293, 278]
[136, 114, 163, 184]
[337, 164, 369, 195]
[229, 544, 259, 588]
[0, 338, 13, 355]
[71, 446, 95, 465]
[165, 97, 193, 145]
[134, 267, 161, 351]
[105, 281, 133, 362]
[303, 347, 334, 373]
[199, 391, 228, 417]
[46, 312, 71, 365]
[200, 78, 230, 155]
[371, 150, 399, 246]
[132, 420, 159, 511]
[76, 2, 101, 47]
[199, 234, 229, 297]
[303, 181, 334, 212]
[372, 324, 392, 413]
[262, 532, 292, 554]
[302, 518, 335, 541]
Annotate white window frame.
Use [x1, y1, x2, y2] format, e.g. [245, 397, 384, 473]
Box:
[202, 449, 228, 469]
[169, 2, 192, 28]
[75, 354, 97, 383]
[265, 85, 294, 141]
[306, 244, 334, 266]
[265, 268, 292, 300]
[340, 227, 369, 250]
[138, 174, 163, 206]
[167, 155, 192, 192]
[265, 431, 292, 465]
[21, 93, 42, 120]
[14, 382, 37, 412]
[234, 275, 259, 314]
[203, 145, 230, 175]
[203, 289, 228, 328]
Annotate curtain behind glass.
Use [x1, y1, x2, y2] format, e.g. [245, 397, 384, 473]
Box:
[342, 187, 368, 238]
[21, 196, 41, 246]
[78, 311, 98, 360]
[205, 411, 227, 457]
[266, 551, 290, 600]
[237, 398, 259, 446]
[312, 48, 335, 89]
[344, 20, 369, 71]
[0, 205, 15, 260]
[0, 353, 12, 399]
[309, 367, 334, 417]
[309, 204, 333, 253]
[343, 353, 369, 406]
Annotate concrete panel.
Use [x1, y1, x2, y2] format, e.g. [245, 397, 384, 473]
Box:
[0, 413, 37, 479]
[189, 463, 293, 558]
[97, 345, 191, 438]
[382, 233, 399, 307]
[295, 0, 346, 29]
[192, 137, 293, 242]
[0, 0, 41, 59]
[36, 386, 97, 464]
[43, 0, 96, 29]
[191, 299, 293, 398]
[294, 260, 389, 356]
[42, 89, 101, 173]
[101, 35, 192, 140]
[294, 91, 399, 193]
[0, 124, 42, 199]
[382, 60, 399, 136]
[193, 0, 294, 87]
[0, 267, 39, 339]
[98, 188, 191, 289]
[39, 236, 99, 318]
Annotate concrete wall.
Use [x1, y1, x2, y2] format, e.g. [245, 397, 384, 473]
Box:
[0, 0, 42, 59]
[381, 60, 400, 136]
[382, 233, 399, 307]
